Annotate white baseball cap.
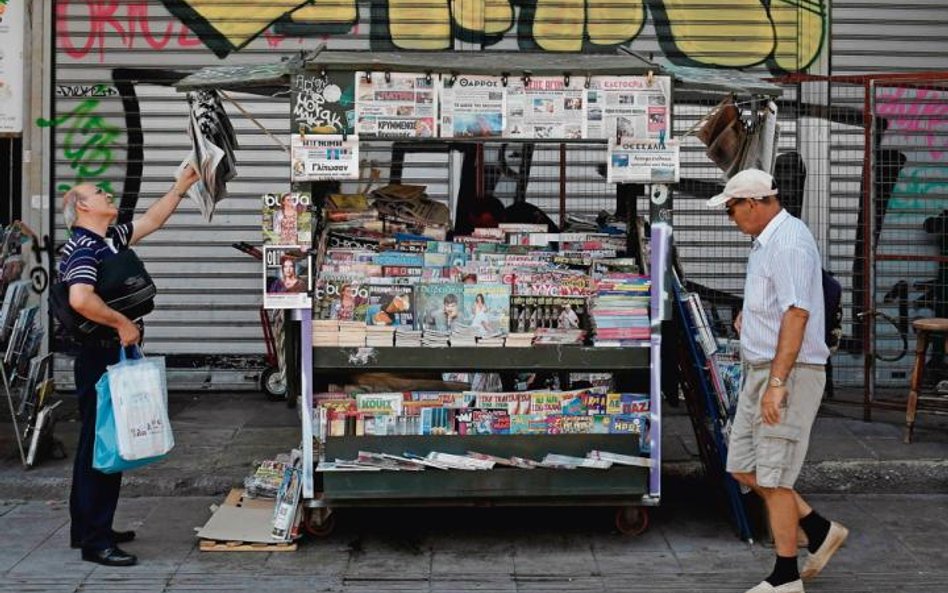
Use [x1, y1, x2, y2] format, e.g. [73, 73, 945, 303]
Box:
[706, 169, 779, 208]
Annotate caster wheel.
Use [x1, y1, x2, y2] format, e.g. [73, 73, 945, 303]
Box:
[304, 509, 335, 537]
[260, 366, 287, 402]
[615, 506, 649, 536]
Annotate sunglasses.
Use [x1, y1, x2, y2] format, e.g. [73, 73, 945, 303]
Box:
[725, 199, 748, 217]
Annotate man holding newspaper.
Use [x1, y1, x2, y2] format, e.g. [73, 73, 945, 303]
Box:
[59, 165, 199, 566]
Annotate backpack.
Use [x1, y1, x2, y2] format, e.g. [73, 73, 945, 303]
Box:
[822, 269, 843, 353]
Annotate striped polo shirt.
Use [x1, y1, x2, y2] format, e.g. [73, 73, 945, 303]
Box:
[59, 223, 135, 286]
[741, 209, 830, 365]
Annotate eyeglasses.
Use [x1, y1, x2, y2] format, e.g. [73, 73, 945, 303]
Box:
[725, 199, 752, 217]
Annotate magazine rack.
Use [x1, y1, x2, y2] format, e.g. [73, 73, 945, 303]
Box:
[175, 49, 781, 536]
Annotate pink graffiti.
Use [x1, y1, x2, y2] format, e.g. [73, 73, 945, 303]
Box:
[262, 27, 286, 49]
[876, 87, 948, 160]
[57, 0, 201, 62]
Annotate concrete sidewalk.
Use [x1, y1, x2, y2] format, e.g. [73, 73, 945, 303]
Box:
[1, 389, 946, 499]
[1, 494, 946, 592]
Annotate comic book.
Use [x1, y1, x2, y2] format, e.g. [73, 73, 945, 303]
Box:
[356, 393, 404, 416]
[605, 393, 650, 415]
[364, 284, 415, 326]
[414, 282, 464, 332]
[262, 192, 313, 247]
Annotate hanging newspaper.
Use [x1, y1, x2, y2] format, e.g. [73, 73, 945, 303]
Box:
[291, 134, 359, 181]
[505, 76, 587, 140]
[607, 138, 680, 184]
[355, 71, 437, 138]
[262, 192, 313, 247]
[263, 246, 312, 310]
[291, 70, 355, 135]
[586, 76, 672, 143]
[439, 75, 506, 138]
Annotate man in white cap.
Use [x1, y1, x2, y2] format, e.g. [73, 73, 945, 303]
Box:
[708, 169, 849, 593]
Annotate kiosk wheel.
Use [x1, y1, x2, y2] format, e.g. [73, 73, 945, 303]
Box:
[260, 366, 287, 401]
[615, 506, 649, 536]
[303, 508, 335, 537]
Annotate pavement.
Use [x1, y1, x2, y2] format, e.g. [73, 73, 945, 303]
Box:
[0, 388, 946, 592]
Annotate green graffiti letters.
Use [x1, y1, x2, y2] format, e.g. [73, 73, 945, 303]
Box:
[37, 99, 121, 194]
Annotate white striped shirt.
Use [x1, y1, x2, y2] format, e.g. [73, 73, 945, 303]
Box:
[59, 223, 134, 286]
[741, 209, 830, 365]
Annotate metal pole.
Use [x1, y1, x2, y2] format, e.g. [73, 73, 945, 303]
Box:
[1, 365, 27, 466]
[862, 79, 876, 421]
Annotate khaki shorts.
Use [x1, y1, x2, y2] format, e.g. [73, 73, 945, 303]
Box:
[725, 362, 825, 489]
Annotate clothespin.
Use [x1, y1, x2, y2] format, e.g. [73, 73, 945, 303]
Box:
[319, 69, 328, 82]
[449, 72, 458, 87]
[584, 74, 591, 89]
[563, 72, 571, 87]
[384, 71, 391, 83]
[522, 72, 532, 87]
[364, 71, 372, 83]
[425, 71, 433, 85]
[646, 70, 655, 87]
[501, 73, 509, 87]
[299, 124, 306, 139]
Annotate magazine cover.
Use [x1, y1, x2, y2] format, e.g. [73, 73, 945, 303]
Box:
[510, 295, 588, 332]
[364, 284, 414, 326]
[462, 284, 510, 337]
[263, 246, 311, 310]
[314, 279, 369, 321]
[415, 282, 464, 332]
[262, 192, 312, 247]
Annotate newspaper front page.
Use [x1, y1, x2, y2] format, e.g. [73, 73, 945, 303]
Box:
[586, 76, 671, 142]
[355, 72, 437, 138]
[291, 134, 359, 181]
[505, 77, 587, 140]
[607, 138, 680, 184]
[439, 75, 506, 138]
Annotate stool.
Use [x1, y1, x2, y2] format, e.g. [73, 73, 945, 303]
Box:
[905, 318, 948, 443]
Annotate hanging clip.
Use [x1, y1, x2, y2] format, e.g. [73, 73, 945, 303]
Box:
[363, 71, 372, 83]
[319, 68, 328, 81]
[449, 72, 458, 87]
[384, 71, 391, 83]
[646, 70, 655, 87]
[501, 73, 509, 87]
[584, 74, 591, 89]
[522, 72, 531, 87]
[563, 72, 571, 88]
[298, 124, 307, 139]
[425, 71, 433, 85]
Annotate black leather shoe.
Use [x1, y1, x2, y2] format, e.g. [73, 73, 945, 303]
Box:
[71, 530, 136, 549]
[81, 547, 137, 567]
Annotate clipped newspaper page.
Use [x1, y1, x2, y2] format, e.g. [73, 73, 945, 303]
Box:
[506, 76, 587, 140]
[607, 138, 680, 184]
[439, 75, 506, 138]
[586, 76, 672, 142]
[355, 71, 438, 138]
[291, 134, 359, 181]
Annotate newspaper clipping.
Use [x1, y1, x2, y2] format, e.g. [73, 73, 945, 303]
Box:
[355, 72, 437, 138]
[263, 246, 312, 310]
[586, 76, 671, 142]
[607, 138, 680, 184]
[506, 77, 586, 140]
[291, 134, 359, 181]
[262, 192, 313, 247]
[439, 75, 506, 138]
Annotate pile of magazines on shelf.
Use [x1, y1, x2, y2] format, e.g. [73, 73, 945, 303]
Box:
[318, 450, 651, 472]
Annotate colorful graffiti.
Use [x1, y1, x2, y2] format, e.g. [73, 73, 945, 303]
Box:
[36, 99, 122, 195]
[56, 0, 204, 63]
[49, 0, 830, 73]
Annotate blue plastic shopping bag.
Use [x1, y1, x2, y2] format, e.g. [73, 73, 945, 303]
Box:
[93, 347, 169, 474]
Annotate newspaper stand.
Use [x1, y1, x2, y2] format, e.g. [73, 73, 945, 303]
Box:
[176, 50, 781, 536]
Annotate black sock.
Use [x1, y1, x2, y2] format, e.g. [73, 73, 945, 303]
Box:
[799, 510, 831, 553]
[766, 555, 800, 586]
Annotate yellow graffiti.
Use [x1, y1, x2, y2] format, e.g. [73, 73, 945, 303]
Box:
[177, 0, 308, 50]
[159, 0, 826, 73]
[771, 0, 826, 71]
[388, 0, 451, 49]
[290, 0, 357, 26]
[451, 0, 513, 36]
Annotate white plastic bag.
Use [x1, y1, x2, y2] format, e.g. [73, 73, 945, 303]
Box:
[107, 347, 174, 461]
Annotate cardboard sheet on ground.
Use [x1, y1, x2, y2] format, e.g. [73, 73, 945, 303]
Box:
[196, 489, 280, 543]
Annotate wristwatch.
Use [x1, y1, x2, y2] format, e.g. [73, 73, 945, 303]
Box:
[768, 376, 786, 388]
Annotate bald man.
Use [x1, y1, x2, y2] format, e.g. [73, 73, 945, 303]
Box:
[60, 166, 198, 566]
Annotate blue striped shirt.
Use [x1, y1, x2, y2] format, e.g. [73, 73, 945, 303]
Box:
[59, 223, 135, 286]
[741, 209, 830, 365]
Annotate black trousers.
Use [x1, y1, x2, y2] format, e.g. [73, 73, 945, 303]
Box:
[69, 340, 122, 551]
